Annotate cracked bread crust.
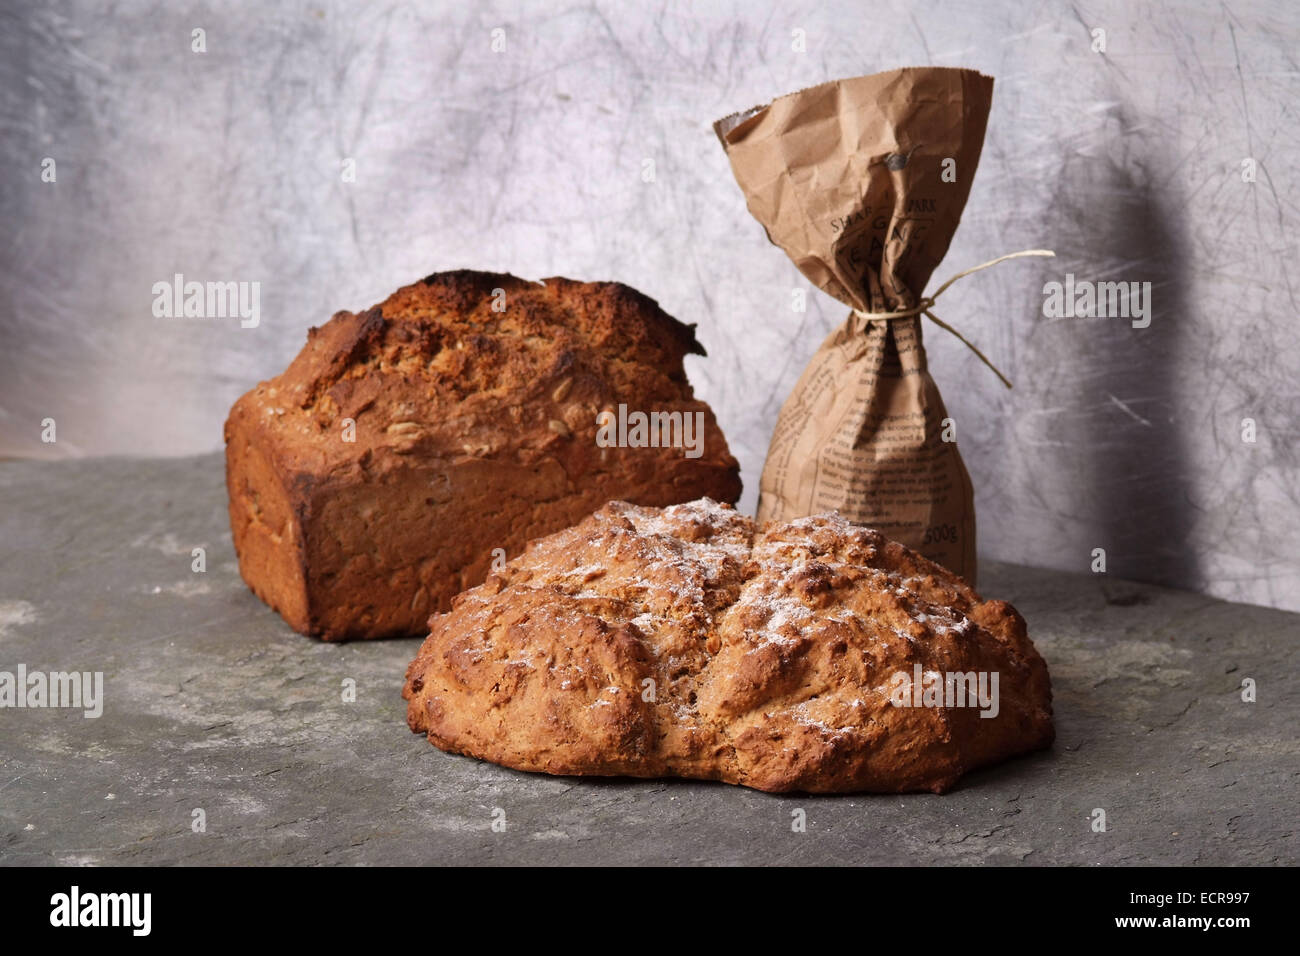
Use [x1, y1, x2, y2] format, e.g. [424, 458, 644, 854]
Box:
[403, 498, 1054, 793]
[224, 270, 742, 641]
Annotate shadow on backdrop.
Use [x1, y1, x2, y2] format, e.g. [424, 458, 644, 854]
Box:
[1037, 105, 1202, 595]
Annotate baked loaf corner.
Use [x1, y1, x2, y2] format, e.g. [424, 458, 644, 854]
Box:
[224, 270, 742, 640]
[403, 498, 1054, 794]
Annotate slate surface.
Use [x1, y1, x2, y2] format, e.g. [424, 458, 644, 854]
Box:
[0, 454, 1295, 865]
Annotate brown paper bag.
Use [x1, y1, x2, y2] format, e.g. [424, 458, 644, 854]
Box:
[715, 67, 995, 583]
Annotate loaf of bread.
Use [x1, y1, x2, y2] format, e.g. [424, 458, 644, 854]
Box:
[404, 498, 1053, 793]
[224, 271, 742, 640]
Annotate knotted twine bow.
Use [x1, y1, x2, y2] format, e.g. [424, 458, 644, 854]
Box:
[851, 249, 1056, 390]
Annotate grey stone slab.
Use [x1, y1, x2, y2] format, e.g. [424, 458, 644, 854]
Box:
[0, 454, 1295, 866]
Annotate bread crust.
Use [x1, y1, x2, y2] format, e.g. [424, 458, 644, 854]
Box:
[403, 499, 1054, 794]
[225, 271, 742, 640]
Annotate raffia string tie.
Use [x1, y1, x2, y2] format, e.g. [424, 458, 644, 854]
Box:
[851, 249, 1056, 390]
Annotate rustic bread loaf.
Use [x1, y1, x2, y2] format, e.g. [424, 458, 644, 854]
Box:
[224, 271, 742, 641]
[403, 498, 1053, 793]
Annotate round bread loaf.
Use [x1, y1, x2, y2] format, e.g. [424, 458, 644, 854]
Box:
[403, 498, 1054, 793]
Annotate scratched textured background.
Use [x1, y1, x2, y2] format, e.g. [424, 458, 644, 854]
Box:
[1, 0, 1297, 611]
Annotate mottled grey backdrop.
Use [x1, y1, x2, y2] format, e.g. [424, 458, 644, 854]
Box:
[2, 0, 1297, 612]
